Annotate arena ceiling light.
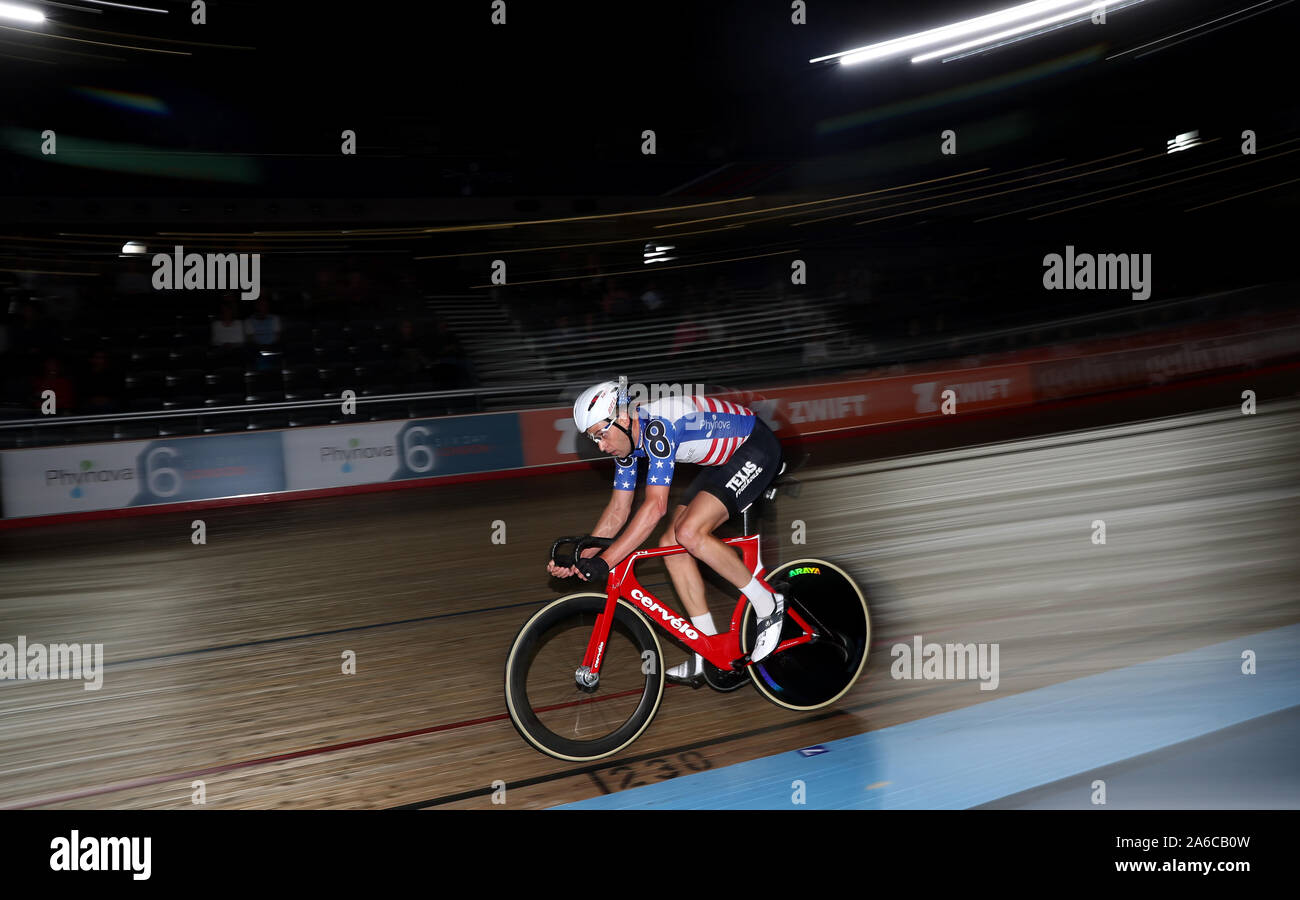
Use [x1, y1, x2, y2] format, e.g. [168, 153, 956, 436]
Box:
[811, 0, 1146, 67]
[643, 242, 676, 263]
[0, 2, 45, 22]
[911, 1, 1128, 63]
[1166, 130, 1202, 153]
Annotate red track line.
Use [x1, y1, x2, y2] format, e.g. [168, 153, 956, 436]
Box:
[4, 685, 665, 809]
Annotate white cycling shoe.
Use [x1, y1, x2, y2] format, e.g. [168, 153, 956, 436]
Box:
[749, 593, 785, 663]
[665, 654, 705, 686]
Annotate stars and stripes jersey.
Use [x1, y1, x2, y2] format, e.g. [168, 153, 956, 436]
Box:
[613, 394, 758, 491]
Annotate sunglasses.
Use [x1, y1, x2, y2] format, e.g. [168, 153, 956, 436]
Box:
[587, 419, 615, 444]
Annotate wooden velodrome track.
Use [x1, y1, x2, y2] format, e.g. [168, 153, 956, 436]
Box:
[2, 369, 1298, 809]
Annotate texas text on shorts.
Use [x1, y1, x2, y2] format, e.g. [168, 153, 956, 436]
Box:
[545, 379, 787, 685]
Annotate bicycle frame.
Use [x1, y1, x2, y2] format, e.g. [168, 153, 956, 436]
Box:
[578, 532, 817, 677]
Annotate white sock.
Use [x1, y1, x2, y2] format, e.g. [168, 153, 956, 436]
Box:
[668, 614, 717, 678]
[690, 613, 717, 636]
[741, 576, 778, 618]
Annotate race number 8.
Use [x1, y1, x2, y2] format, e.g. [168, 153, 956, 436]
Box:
[644, 420, 671, 458]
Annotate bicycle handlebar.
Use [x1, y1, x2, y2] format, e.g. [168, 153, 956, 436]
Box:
[549, 535, 613, 569]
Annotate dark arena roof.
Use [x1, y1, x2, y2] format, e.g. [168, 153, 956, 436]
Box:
[2, 1, 1300, 866]
[2, 0, 1296, 425]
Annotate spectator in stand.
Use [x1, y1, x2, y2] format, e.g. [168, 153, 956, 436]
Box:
[640, 282, 664, 314]
[8, 300, 55, 380]
[114, 257, 151, 297]
[600, 279, 631, 322]
[340, 267, 372, 318]
[395, 319, 432, 381]
[708, 276, 731, 309]
[80, 349, 123, 413]
[303, 267, 339, 317]
[553, 314, 578, 344]
[431, 319, 475, 387]
[211, 298, 245, 349]
[33, 356, 74, 412]
[671, 314, 704, 354]
[243, 297, 281, 347]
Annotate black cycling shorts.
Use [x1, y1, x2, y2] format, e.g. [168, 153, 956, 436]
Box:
[680, 418, 783, 520]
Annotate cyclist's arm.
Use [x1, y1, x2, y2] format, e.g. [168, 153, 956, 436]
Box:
[591, 488, 633, 540]
[546, 489, 633, 578]
[591, 483, 668, 572]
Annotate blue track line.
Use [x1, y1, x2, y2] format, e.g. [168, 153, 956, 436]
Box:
[557, 623, 1300, 809]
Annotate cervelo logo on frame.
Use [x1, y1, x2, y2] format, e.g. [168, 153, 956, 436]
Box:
[151, 244, 261, 300]
[630, 588, 699, 639]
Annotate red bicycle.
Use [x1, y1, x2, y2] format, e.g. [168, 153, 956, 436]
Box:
[504, 478, 871, 761]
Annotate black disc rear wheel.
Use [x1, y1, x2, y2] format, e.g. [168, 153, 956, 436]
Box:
[740, 559, 870, 710]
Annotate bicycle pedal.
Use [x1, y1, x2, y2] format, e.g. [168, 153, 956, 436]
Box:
[702, 662, 749, 693]
[665, 671, 706, 689]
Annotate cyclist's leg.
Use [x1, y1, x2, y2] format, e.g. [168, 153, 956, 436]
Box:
[660, 503, 723, 684]
[673, 492, 752, 590]
[675, 421, 786, 661]
[675, 418, 783, 592]
[659, 505, 710, 620]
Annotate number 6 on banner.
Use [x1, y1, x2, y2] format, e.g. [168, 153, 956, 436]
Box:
[145, 446, 182, 498]
[403, 426, 435, 473]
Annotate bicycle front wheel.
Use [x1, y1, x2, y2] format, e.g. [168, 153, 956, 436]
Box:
[741, 559, 871, 711]
[505, 593, 665, 761]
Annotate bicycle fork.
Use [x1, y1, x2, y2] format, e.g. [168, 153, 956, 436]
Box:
[575, 592, 619, 691]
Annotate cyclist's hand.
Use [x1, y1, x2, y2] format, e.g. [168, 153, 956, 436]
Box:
[571, 546, 602, 581]
[576, 555, 609, 584]
[546, 559, 578, 578]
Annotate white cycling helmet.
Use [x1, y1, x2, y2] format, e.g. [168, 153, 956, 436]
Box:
[573, 380, 621, 433]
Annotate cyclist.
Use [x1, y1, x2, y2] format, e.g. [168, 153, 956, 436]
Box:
[546, 380, 786, 684]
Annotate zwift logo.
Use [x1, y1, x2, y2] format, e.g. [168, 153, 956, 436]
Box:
[46, 459, 135, 499]
[320, 438, 396, 473]
[152, 244, 261, 300]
